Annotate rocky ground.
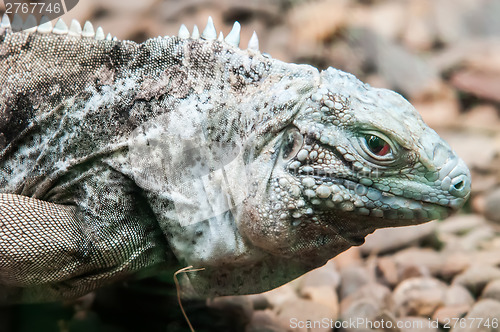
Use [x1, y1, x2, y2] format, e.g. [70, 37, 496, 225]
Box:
[1, 0, 500, 331]
[225, 214, 500, 331]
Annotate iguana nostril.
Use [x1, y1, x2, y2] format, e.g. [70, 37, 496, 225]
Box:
[450, 174, 470, 198]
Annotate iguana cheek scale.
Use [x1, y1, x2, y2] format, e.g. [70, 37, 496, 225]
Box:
[0, 15, 471, 302]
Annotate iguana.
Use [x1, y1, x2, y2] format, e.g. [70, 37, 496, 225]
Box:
[0, 15, 470, 303]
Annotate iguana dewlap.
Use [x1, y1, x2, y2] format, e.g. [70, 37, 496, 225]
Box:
[0, 16, 470, 303]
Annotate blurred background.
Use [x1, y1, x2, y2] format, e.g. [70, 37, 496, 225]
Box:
[1, 0, 500, 331]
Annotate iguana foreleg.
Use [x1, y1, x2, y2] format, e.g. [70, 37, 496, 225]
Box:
[0, 193, 165, 302]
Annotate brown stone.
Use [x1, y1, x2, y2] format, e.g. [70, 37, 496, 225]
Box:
[339, 265, 372, 299]
[400, 265, 428, 281]
[485, 187, 500, 224]
[450, 69, 500, 103]
[264, 284, 299, 309]
[471, 176, 498, 201]
[432, 0, 470, 45]
[288, 0, 348, 45]
[246, 310, 288, 332]
[440, 253, 471, 280]
[472, 250, 500, 268]
[360, 1, 406, 41]
[481, 279, 500, 302]
[458, 226, 497, 251]
[471, 193, 486, 215]
[397, 316, 439, 332]
[392, 277, 447, 317]
[340, 283, 392, 316]
[461, 104, 500, 130]
[376, 256, 399, 287]
[432, 305, 469, 324]
[413, 82, 460, 128]
[276, 298, 336, 332]
[393, 248, 444, 277]
[452, 299, 500, 332]
[453, 266, 500, 297]
[299, 260, 340, 290]
[300, 286, 339, 319]
[402, 0, 435, 51]
[444, 284, 475, 307]
[437, 214, 487, 235]
[438, 131, 497, 171]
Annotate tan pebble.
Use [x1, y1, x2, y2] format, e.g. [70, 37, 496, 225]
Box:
[392, 277, 447, 317]
[481, 279, 500, 302]
[452, 265, 500, 297]
[276, 298, 336, 332]
[432, 305, 470, 325]
[397, 317, 439, 332]
[441, 252, 471, 280]
[247, 309, 288, 332]
[393, 247, 444, 277]
[300, 260, 340, 289]
[484, 187, 500, 224]
[444, 284, 475, 307]
[339, 266, 372, 299]
[376, 256, 399, 287]
[264, 284, 299, 309]
[437, 214, 486, 234]
[340, 283, 391, 315]
[452, 299, 500, 332]
[300, 286, 339, 319]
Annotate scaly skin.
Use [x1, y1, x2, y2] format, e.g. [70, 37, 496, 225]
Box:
[0, 16, 470, 302]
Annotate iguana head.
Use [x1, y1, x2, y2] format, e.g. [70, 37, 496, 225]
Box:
[238, 66, 470, 269]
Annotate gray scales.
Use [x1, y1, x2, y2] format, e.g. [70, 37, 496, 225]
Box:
[0, 15, 471, 303]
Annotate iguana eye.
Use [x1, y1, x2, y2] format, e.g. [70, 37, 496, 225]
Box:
[365, 135, 391, 156]
[282, 128, 303, 160]
[357, 132, 397, 163]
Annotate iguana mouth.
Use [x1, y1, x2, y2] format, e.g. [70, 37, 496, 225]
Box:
[284, 157, 455, 222]
[316, 177, 449, 220]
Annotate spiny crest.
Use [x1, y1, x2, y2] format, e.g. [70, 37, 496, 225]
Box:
[0, 13, 116, 41]
[0, 14, 259, 51]
[179, 17, 258, 51]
